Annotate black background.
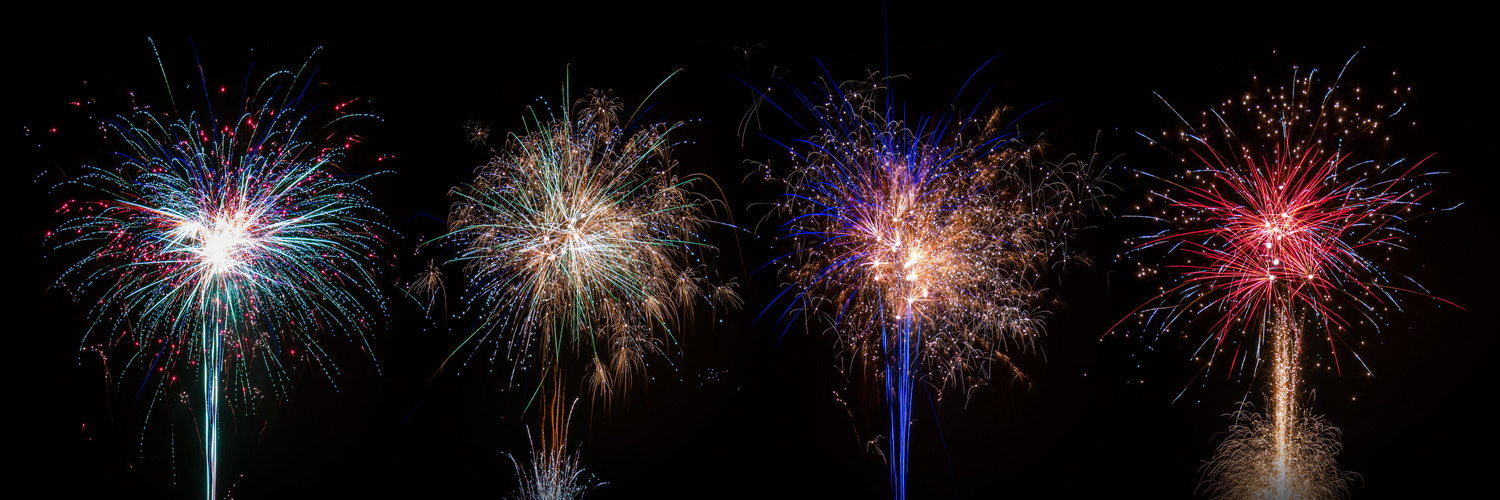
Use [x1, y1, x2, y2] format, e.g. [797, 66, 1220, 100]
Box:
[14, 5, 1495, 499]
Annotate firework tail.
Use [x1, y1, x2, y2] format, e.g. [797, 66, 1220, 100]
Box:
[1268, 303, 1299, 495]
[204, 320, 221, 499]
[884, 312, 915, 498]
[506, 370, 594, 500]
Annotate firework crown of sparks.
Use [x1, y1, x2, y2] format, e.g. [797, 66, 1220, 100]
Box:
[443, 84, 738, 400]
[772, 78, 1104, 392]
[51, 51, 391, 407]
[1118, 58, 1451, 386]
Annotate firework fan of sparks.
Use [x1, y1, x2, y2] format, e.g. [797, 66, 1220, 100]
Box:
[505, 385, 602, 500]
[49, 45, 389, 499]
[1205, 407, 1349, 500]
[1206, 312, 1352, 500]
[443, 82, 739, 399]
[507, 437, 592, 500]
[1117, 55, 1452, 499]
[768, 76, 1102, 497]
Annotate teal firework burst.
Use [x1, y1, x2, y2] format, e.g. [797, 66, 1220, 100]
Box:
[49, 46, 388, 500]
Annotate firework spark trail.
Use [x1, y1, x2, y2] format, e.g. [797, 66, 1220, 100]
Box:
[771, 77, 1101, 499]
[1118, 57, 1448, 499]
[442, 76, 737, 498]
[1200, 310, 1348, 500]
[506, 382, 597, 500]
[50, 46, 388, 500]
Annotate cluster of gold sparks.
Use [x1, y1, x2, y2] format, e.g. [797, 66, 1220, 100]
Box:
[776, 81, 1103, 396]
[1205, 313, 1349, 500]
[442, 85, 736, 498]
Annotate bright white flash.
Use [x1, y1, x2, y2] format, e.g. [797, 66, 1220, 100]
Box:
[178, 213, 256, 276]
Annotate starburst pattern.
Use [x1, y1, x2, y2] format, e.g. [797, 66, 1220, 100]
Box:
[443, 81, 737, 498]
[49, 48, 388, 500]
[1121, 57, 1446, 499]
[772, 78, 1101, 498]
[445, 88, 735, 396]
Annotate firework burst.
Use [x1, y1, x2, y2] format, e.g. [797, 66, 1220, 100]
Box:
[770, 77, 1101, 498]
[1120, 56, 1446, 498]
[49, 46, 388, 500]
[443, 78, 737, 497]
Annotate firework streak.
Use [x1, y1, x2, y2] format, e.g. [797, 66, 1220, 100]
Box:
[772, 79, 1100, 499]
[443, 80, 738, 498]
[50, 47, 388, 499]
[1119, 57, 1446, 498]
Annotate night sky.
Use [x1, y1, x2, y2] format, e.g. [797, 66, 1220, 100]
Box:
[15, 6, 1495, 499]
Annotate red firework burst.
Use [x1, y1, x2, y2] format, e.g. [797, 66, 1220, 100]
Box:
[1117, 58, 1453, 380]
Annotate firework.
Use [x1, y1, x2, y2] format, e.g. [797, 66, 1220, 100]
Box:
[49, 46, 388, 499]
[1203, 319, 1352, 499]
[1121, 56, 1443, 498]
[771, 78, 1101, 499]
[443, 79, 737, 497]
[506, 384, 600, 500]
[406, 259, 448, 323]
